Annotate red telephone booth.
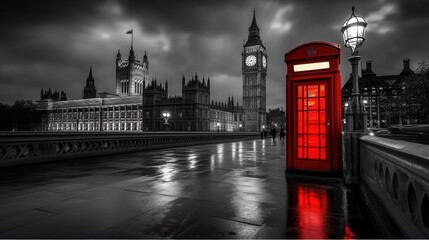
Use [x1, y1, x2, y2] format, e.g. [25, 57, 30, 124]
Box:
[285, 41, 342, 175]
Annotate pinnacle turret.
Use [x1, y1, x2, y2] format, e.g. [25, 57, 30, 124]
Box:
[129, 46, 135, 61]
[244, 9, 264, 48]
[87, 66, 94, 81]
[83, 66, 96, 99]
[249, 8, 259, 31]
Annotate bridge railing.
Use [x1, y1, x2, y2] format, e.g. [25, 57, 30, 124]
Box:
[0, 131, 259, 167]
[359, 135, 429, 238]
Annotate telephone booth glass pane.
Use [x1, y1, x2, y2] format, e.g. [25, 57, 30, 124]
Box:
[320, 85, 325, 96]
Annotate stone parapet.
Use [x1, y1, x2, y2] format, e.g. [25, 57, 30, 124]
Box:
[0, 132, 258, 167]
[359, 135, 429, 238]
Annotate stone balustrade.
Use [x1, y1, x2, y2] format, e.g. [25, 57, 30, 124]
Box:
[359, 135, 429, 238]
[0, 131, 258, 167]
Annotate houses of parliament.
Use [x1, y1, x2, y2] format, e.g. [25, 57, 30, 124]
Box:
[38, 12, 267, 132]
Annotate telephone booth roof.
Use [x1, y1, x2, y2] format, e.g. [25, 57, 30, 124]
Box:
[285, 41, 341, 64]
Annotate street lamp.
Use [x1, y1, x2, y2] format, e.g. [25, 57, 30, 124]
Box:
[341, 6, 367, 55]
[341, 6, 368, 132]
[217, 122, 220, 132]
[342, 6, 368, 185]
[162, 111, 170, 131]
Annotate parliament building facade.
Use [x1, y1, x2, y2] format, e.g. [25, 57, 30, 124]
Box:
[38, 12, 266, 132]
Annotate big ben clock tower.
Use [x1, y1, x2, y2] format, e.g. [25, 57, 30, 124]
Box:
[242, 10, 267, 132]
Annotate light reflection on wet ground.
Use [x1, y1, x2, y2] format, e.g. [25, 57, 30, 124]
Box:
[0, 139, 378, 238]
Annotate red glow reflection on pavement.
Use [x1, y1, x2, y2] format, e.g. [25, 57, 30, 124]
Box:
[344, 225, 357, 239]
[297, 185, 327, 238]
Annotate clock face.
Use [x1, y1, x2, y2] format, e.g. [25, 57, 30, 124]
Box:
[262, 56, 267, 68]
[245, 55, 256, 67]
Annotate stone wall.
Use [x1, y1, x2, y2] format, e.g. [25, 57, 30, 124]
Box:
[359, 135, 429, 238]
[0, 132, 258, 167]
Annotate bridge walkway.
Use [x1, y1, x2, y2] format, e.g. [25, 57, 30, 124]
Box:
[0, 139, 379, 238]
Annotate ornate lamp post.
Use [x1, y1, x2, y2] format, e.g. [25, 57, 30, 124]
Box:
[341, 6, 368, 132]
[341, 6, 368, 185]
[162, 111, 170, 131]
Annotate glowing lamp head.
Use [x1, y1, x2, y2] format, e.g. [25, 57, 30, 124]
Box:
[217, 123, 220, 127]
[341, 6, 367, 55]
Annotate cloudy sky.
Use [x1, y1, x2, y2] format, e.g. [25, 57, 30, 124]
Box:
[1, 0, 428, 109]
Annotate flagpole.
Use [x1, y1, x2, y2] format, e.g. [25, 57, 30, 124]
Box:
[126, 29, 133, 48]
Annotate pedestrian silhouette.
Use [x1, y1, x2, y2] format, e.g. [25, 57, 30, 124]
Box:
[270, 127, 277, 141]
[280, 128, 285, 140]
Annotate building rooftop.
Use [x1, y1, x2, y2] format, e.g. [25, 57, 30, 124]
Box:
[38, 95, 143, 110]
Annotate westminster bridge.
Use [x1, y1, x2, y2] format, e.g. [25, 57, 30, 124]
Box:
[0, 131, 428, 238]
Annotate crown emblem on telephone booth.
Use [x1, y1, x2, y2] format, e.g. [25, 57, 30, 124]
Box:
[306, 48, 317, 56]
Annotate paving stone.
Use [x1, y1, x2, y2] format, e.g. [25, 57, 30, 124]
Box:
[175, 216, 260, 239]
[0, 209, 55, 233]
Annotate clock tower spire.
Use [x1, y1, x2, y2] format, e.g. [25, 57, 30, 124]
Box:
[242, 10, 267, 132]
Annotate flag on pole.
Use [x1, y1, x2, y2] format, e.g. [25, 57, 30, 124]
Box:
[126, 29, 134, 48]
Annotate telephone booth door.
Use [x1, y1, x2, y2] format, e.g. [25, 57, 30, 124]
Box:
[285, 41, 342, 175]
[294, 80, 330, 171]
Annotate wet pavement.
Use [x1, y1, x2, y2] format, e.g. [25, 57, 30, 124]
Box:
[0, 139, 379, 238]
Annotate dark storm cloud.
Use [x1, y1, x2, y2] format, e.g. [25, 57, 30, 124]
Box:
[1, 0, 429, 111]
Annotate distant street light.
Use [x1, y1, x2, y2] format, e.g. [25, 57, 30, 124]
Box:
[217, 122, 220, 132]
[344, 101, 349, 124]
[162, 111, 170, 131]
[162, 112, 170, 124]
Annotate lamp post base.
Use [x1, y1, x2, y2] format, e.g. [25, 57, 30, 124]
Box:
[343, 55, 368, 185]
[343, 131, 365, 185]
